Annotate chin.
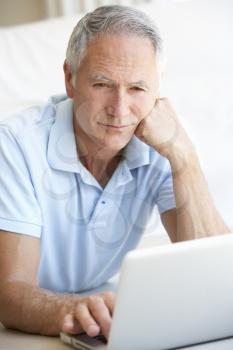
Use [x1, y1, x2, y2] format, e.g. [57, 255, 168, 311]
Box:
[100, 135, 132, 151]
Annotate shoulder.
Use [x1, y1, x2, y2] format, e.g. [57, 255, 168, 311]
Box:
[0, 94, 68, 140]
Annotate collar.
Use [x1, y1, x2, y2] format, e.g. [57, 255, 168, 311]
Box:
[47, 95, 80, 173]
[47, 95, 150, 173]
[123, 135, 150, 170]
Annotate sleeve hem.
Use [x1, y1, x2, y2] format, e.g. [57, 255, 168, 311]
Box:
[158, 201, 176, 215]
[0, 217, 41, 237]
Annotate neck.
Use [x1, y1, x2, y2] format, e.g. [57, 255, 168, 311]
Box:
[73, 119, 123, 187]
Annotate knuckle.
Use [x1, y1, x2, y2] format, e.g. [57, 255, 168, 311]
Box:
[103, 291, 115, 300]
[75, 301, 85, 311]
[89, 295, 103, 306]
[88, 295, 96, 303]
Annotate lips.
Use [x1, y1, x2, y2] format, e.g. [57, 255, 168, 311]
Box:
[99, 123, 130, 130]
[105, 125, 128, 129]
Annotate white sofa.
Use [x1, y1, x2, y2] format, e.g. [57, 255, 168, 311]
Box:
[0, 1, 232, 243]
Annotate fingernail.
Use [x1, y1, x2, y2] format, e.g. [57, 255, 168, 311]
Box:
[64, 321, 73, 330]
[88, 325, 99, 336]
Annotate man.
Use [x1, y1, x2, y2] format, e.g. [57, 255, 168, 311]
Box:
[0, 5, 229, 341]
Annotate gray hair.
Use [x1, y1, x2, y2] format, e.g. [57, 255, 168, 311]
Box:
[66, 5, 162, 75]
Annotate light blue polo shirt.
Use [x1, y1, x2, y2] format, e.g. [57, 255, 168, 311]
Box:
[0, 95, 176, 292]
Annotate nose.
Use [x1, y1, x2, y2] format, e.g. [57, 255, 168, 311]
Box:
[106, 89, 130, 119]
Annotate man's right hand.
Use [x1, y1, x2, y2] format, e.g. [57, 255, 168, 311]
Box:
[61, 291, 116, 340]
[0, 231, 116, 337]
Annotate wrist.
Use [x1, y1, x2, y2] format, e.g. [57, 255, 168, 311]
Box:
[166, 143, 199, 177]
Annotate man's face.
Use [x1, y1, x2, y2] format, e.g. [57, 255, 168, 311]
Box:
[65, 35, 159, 153]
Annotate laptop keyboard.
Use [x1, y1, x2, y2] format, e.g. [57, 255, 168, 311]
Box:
[93, 334, 107, 344]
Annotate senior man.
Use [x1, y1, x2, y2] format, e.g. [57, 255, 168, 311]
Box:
[0, 5, 229, 341]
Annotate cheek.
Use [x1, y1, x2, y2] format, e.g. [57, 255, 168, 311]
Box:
[74, 98, 104, 130]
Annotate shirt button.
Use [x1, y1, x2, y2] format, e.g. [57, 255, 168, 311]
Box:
[101, 200, 106, 204]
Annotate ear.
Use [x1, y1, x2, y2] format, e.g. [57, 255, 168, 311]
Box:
[63, 60, 75, 98]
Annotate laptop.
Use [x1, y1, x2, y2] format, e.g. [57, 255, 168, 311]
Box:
[60, 233, 233, 350]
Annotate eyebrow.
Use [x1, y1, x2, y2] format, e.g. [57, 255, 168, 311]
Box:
[128, 81, 149, 90]
[88, 74, 149, 90]
[88, 74, 113, 83]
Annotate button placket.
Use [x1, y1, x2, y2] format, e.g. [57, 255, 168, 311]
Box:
[88, 192, 107, 226]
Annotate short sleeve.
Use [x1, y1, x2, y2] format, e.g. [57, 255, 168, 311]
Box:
[156, 170, 176, 214]
[0, 126, 42, 237]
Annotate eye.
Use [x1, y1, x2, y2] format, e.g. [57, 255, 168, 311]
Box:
[130, 86, 146, 92]
[93, 82, 109, 88]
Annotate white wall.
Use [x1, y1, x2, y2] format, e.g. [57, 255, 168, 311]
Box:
[0, 0, 154, 26]
[143, 0, 233, 233]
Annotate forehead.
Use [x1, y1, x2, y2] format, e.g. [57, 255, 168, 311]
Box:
[78, 35, 157, 79]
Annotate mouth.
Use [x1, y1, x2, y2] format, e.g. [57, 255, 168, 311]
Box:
[98, 123, 131, 130]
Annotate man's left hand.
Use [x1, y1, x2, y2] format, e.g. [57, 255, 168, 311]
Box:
[135, 97, 194, 162]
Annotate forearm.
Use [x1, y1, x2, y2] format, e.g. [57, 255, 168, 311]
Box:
[169, 147, 230, 241]
[0, 280, 77, 335]
[135, 97, 230, 241]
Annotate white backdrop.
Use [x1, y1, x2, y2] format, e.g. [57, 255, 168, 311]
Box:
[45, 0, 153, 16]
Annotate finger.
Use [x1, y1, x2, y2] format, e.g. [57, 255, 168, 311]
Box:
[61, 313, 82, 334]
[101, 291, 116, 316]
[88, 295, 112, 340]
[75, 301, 100, 337]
